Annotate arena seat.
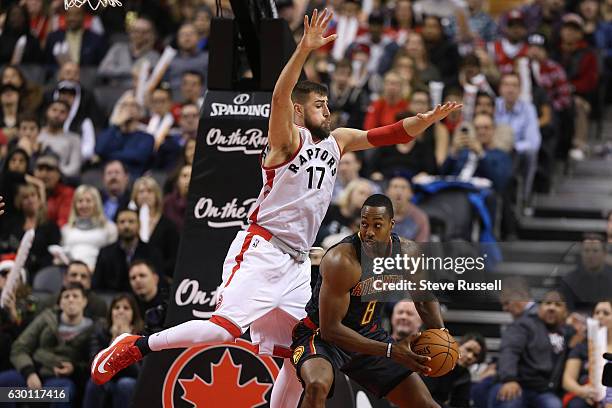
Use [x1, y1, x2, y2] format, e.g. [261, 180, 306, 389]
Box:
[518, 216, 607, 241]
[94, 85, 131, 118]
[19, 64, 47, 85]
[32, 266, 64, 294]
[532, 193, 612, 218]
[418, 190, 478, 242]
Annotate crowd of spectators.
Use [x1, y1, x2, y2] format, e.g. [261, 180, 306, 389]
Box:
[0, 0, 611, 406]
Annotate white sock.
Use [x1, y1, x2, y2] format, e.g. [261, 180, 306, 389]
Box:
[148, 319, 236, 351]
[270, 359, 303, 408]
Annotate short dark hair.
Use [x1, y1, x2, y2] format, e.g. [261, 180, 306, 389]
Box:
[47, 99, 71, 111]
[460, 332, 487, 364]
[540, 289, 566, 303]
[335, 59, 352, 73]
[58, 282, 87, 303]
[182, 70, 204, 84]
[153, 83, 172, 98]
[104, 159, 129, 175]
[67, 260, 91, 274]
[291, 80, 328, 104]
[411, 88, 430, 101]
[476, 91, 494, 102]
[461, 53, 480, 69]
[362, 194, 394, 219]
[368, 12, 385, 26]
[500, 72, 520, 84]
[115, 207, 139, 223]
[129, 259, 158, 275]
[18, 112, 40, 127]
[583, 232, 605, 243]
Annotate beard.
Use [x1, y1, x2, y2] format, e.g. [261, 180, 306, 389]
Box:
[305, 117, 331, 140]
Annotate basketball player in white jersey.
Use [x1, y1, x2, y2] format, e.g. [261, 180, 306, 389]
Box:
[91, 8, 461, 406]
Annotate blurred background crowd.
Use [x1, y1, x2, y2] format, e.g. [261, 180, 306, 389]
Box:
[0, 0, 611, 406]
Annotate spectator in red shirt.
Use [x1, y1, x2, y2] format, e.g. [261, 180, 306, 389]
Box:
[363, 70, 408, 130]
[487, 10, 529, 75]
[32, 153, 74, 227]
[554, 13, 599, 160]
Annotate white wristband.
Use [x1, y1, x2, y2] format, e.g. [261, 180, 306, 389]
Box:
[386, 342, 393, 358]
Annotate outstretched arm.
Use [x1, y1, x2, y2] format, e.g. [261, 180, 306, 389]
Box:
[318, 247, 431, 374]
[333, 102, 463, 154]
[266, 9, 336, 163]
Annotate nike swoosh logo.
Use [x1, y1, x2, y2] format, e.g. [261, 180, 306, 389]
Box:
[98, 352, 113, 374]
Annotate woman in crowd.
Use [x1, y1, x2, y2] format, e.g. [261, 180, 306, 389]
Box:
[131, 176, 179, 278]
[363, 70, 409, 129]
[424, 332, 487, 407]
[163, 138, 196, 194]
[163, 164, 192, 231]
[0, 4, 44, 65]
[390, 54, 424, 100]
[1, 65, 43, 114]
[61, 185, 117, 271]
[84, 293, 144, 408]
[0, 182, 60, 281]
[563, 300, 612, 407]
[0, 148, 30, 214]
[0, 282, 93, 408]
[0, 84, 22, 142]
[403, 32, 442, 84]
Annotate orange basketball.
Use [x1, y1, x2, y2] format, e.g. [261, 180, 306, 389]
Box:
[411, 329, 460, 377]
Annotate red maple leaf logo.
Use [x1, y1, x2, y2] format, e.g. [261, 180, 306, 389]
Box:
[178, 349, 272, 407]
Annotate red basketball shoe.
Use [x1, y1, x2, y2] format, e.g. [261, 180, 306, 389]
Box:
[91, 333, 143, 385]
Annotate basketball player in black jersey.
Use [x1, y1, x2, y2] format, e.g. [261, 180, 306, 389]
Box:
[291, 194, 445, 408]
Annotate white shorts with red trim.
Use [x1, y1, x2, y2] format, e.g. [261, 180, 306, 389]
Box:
[212, 230, 311, 356]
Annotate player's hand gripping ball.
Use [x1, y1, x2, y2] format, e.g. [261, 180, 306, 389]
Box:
[411, 329, 460, 377]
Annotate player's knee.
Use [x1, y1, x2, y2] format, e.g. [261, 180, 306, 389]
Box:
[303, 378, 331, 401]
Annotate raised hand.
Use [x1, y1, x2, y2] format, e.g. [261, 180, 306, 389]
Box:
[300, 8, 337, 51]
[417, 102, 463, 124]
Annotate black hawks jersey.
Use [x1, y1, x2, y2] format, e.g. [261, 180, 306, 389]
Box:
[305, 232, 401, 335]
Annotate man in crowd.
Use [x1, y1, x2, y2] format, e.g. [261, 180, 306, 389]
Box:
[166, 24, 208, 94]
[560, 233, 612, 312]
[443, 113, 513, 193]
[93, 209, 162, 292]
[38, 261, 107, 320]
[488, 290, 570, 408]
[495, 73, 541, 208]
[390, 300, 423, 342]
[37, 100, 82, 180]
[385, 176, 430, 242]
[33, 153, 74, 227]
[98, 17, 160, 86]
[129, 260, 166, 323]
[100, 160, 131, 222]
[45, 7, 107, 68]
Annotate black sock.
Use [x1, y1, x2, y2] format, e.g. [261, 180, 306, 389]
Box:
[135, 336, 151, 356]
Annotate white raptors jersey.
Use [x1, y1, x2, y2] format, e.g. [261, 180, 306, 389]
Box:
[248, 126, 341, 251]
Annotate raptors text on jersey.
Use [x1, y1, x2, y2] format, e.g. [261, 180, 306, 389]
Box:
[248, 126, 341, 252]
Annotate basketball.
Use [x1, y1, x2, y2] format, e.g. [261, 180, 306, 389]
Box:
[411, 329, 460, 377]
